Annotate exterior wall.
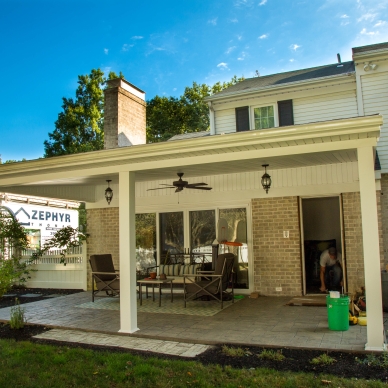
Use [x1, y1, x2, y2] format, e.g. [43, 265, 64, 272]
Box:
[251, 196, 302, 296]
[380, 173, 388, 267]
[361, 71, 388, 172]
[104, 79, 146, 149]
[86, 207, 119, 289]
[213, 88, 358, 135]
[293, 90, 358, 125]
[342, 191, 384, 295]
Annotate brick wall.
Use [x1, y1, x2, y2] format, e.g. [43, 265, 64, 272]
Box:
[104, 79, 146, 150]
[342, 191, 384, 294]
[380, 173, 388, 267]
[86, 207, 119, 289]
[251, 196, 302, 296]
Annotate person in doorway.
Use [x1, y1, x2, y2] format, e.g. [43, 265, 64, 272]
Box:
[319, 247, 343, 292]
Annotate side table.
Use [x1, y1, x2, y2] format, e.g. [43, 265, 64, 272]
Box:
[137, 278, 175, 307]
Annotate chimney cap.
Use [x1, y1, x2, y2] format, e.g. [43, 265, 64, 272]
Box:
[106, 78, 145, 94]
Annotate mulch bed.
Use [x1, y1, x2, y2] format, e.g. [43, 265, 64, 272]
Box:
[0, 288, 387, 381]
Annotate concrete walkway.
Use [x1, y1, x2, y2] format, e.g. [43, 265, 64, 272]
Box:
[0, 291, 385, 354]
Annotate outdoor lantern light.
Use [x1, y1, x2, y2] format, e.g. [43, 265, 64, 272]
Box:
[261, 164, 271, 194]
[105, 180, 113, 205]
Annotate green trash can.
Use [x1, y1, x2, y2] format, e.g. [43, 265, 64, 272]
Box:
[326, 295, 349, 331]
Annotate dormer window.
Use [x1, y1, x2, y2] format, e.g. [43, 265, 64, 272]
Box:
[235, 99, 294, 132]
[253, 105, 276, 129]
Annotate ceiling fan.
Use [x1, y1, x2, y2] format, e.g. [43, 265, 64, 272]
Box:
[147, 173, 212, 193]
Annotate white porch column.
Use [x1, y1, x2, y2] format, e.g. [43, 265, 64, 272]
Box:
[357, 146, 385, 351]
[118, 171, 138, 333]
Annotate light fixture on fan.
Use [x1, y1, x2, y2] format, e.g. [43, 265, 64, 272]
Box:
[105, 180, 113, 205]
[261, 164, 271, 194]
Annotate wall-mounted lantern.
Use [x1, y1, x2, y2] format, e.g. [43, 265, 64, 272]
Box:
[261, 164, 271, 194]
[105, 180, 113, 205]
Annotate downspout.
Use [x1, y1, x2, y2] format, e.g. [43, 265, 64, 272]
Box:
[208, 102, 215, 135]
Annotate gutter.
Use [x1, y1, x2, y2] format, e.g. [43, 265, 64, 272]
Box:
[205, 72, 355, 103]
[0, 115, 382, 179]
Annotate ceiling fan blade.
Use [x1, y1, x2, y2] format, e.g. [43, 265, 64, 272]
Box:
[147, 187, 175, 191]
[175, 187, 183, 193]
[159, 184, 176, 186]
[186, 186, 213, 190]
[186, 183, 208, 187]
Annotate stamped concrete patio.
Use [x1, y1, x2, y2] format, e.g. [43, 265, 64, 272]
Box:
[0, 291, 385, 351]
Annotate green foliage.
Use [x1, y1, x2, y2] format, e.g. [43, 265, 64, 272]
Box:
[9, 298, 26, 329]
[0, 211, 32, 297]
[146, 76, 245, 143]
[257, 349, 285, 361]
[310, 353, 336, 365]
[355, 352, 388, 367]
[44, 69, 124, 157]
[2, 159, 27, 164]
[221, 345, 246, 357]
[32, 226, 86, 266]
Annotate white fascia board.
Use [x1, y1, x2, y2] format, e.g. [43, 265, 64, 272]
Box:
[0, 115, 381, 186]
[205, 73, 355, 103]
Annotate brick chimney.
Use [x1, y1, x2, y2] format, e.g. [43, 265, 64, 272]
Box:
[104, 78, 146, 149]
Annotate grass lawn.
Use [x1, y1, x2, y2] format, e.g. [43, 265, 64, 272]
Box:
[0, 340, 386, 388]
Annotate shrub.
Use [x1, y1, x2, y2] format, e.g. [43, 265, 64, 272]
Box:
[310, 354, 336, 365]
[9, 298, 26, 329]
[222, 346, 246, 357]
[257, 349, 285, 361]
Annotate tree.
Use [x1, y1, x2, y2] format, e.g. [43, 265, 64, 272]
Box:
[146, 76, 245, 143]
[44, 69, 124, 157]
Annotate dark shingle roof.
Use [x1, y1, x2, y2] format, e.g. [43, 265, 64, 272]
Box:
[207, 61, 355, 99]
[353, 42, 388, 55]
[168, 131, 210, 141]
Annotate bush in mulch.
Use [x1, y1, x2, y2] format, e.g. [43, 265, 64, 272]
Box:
[197, 345, 388, 382]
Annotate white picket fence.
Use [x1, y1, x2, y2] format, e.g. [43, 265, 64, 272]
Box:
[21, 244, 87, 290]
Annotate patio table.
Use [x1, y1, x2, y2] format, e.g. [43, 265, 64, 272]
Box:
[137, 278, 175, 307]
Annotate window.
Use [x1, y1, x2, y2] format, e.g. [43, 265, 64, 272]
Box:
[253, 105, 275, 129]
[235, 106, 250, 132]
[278, 100, 294, 127]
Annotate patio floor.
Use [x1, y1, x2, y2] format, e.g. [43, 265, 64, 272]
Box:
[0, 291, 386, 351]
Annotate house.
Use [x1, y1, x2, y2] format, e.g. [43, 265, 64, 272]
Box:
[0, 41, 387, 350]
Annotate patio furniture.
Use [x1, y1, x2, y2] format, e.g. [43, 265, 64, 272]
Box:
[89, 254, 120, 302]
[137, 278, 175, 307]
[183, 253, 235, 309]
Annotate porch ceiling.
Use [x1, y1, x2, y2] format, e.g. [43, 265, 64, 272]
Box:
[0, 115, 381, 201]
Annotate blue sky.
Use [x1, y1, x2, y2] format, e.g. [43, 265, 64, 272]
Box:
[1, 0, 387, 161]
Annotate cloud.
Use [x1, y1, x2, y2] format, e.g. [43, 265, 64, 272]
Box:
[357, 13, 377, 22]
[237, 34, 243, 40]
[208, 17, 218, 25]
[237, 52, 247, 61]
[340, 14, 349, 18]
[289, 58, 295, 62]
[131, 36, 144, 40]
[104, 48, 109, 55]
[226, 46, 236, 54]
[173, 88, 177, 91]
[360, 27, 377, 35]
[259, 0, 267, 5]
[217, 62, 229, 70]
[375, 20, 387, 27]
[234, 0, 253, 6]
[229, 18, 238, 23]
[121, 44, 134, 52]
[259, 34, 268, 39]
[290, 44, 301, 51]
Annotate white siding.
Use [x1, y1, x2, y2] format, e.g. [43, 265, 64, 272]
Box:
[361, 71, 388, 172]
[136, 162, 359, 198]
[214, 108, 236, 134]
[293, 90, 358, 125]
[214, 90, 358, 135]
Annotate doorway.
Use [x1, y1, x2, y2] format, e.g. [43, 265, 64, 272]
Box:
[301, 196, 345, 294]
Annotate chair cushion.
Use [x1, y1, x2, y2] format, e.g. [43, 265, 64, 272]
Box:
[159, 264, 181, 276]
[179, 264, 201, 276]
[90, 254, 117, 281]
